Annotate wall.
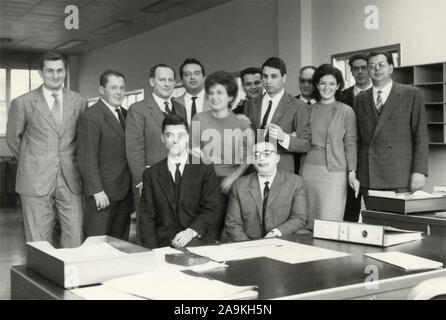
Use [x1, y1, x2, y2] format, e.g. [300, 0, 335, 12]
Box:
[77, 0, 279, 99]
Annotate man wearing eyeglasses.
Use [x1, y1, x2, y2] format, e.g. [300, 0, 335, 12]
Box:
[355, 51, 428, 200]
[295, 66, 317, 106]
[233, 67, 264, 114]
[224, 141, 307, 241]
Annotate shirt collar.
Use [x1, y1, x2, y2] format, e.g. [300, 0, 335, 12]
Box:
[100, 97, 120, 110]
[258, 168, 277, 188]
[42, 85, 62, 99]
[152, 93, 171, 110]
[185, 89, 205, 100]
[373, 80, 393, 96]
[354, 81, 372, 96]
[266, 88, 285, 105]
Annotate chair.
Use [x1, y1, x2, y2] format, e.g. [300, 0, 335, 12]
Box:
[407, 276, 446, 300]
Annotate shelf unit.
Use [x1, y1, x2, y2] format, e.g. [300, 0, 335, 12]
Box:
[393, 62, 446, 145]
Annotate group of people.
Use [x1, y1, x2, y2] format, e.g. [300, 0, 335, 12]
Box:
[6, 50, 428, 249]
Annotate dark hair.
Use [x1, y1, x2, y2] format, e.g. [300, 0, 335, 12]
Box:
[162, 114, 188, 133]
[261, 57, 287, 76]
[368, 51, 394, 66]
[299, 65, 316, 77]
[39, 51, 66, 70]
[240, 67, 262, 83]
[205, 71, 238, 107]
[312, 64, 344, 101]
[179, 58, 205, 79]
[348, 53, 369, 68]
[99, 70, 126, 87]
[149, 63, 176, 79]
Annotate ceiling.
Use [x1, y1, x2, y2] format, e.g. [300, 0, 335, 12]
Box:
[0, 0, 230, 55]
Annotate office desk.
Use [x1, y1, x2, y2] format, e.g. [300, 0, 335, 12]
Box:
[11, 234, 446, 300]
[362, 209, 446, 236]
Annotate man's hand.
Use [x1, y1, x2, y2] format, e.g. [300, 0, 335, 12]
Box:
[264, 228, 281, 238]
[93, 191, 110, 210]
[171, 228, 196, 248]
[267, 123, 286, 142]
[410, 172, 426, 192]
[348, 171, 360, 198]
[234, 113, 251, 124]
[136, 183, 143, 197]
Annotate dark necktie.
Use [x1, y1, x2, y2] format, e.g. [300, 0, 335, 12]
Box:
[51, 93, 62, 129]
[307, 100, 312, 106]
[261, 181, 270, 237]
[174, 163, 182, 201]
[164, 101, 172, 115]
[191, 96, 198, 120]
[115, 107, 126, 129]
[261, 100, 272, 129]
[376, 90, 383, 115]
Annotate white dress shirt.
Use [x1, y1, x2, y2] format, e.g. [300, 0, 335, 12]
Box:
[257, 169, 281, 237]
[372, 80, 393, 108]
[167, 151, 188, 182]
[101, 98, 121, 122]
[299, 96, 316, 105]
[184, 89, 205, 125]
[261, 89, 290, 149]
[152, 93, 172, 113]
[42, 86, 63, 112]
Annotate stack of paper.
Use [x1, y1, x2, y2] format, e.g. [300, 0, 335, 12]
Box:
[368, 190, 442, 200]
[72, 285, 145, 300]
[365, 252, 443, 271]
[46, 243, 128, 262]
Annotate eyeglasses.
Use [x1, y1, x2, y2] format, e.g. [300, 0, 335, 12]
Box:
[299, 78, 313, 85]
[369, 62, 388, 70]
[253, 150, 277, 159]
[351, 66, 368, 72]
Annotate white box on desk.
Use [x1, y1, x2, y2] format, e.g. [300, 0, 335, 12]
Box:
[26, 236, 155, 289]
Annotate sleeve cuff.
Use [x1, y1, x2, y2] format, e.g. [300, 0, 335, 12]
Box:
[272, 228, 282, 237]
[278, 134, 290, 150]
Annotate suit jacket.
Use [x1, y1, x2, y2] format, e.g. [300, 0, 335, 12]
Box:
[355, 82, 429, 189]
[6, 86, 86, 196]
[225, 169, 306, 241]
[139, 158, 220, 249]
[174, 93, 212, 113]
[339, 86, 355, 110]
[76, 99, 131, 201]
[244, 92, 311, 172]
[125, 95, 187, 186]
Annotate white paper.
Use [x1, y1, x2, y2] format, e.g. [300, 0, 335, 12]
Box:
[365, 252, 443, 271]
[368, 190, 442, 199]
[71, 285, 145, 300]
[46, 243, 127, 262]
[102, 270, 257, 300]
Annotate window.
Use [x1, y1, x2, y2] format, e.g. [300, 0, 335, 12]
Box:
[332, 44, 400, 89]
[88, 89, 145, 109]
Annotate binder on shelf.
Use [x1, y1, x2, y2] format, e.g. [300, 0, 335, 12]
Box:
[313, 219, 424, 247]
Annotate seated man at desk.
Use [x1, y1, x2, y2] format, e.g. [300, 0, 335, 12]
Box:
[224, 141, 307, 241]
[138, 115, 220, 249]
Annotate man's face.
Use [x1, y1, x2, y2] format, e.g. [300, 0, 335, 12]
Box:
[242, 73, 263, 99]
[252, 142, 280, 176]
[39, 59, 66, 91]
[299, 68, 315, 98]
[162, 124, 189, 156]
[262, 66, 286, 95]
[368, 54, 393, 86]
[351, 59, 370, 86]
[181, 63, 204, 93]
[150, 66, 176, 99]
[99, 75, 126, 108]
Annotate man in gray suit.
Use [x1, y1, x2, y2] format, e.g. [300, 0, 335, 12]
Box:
[175, 58, 211, 126]
[126, 63, 186, 242]
[244, 57, 311, 173]
[6, 51, 86, 247]
[224, 141, 307, 241]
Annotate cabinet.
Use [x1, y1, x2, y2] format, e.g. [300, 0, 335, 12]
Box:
[393, 63, 446, 145]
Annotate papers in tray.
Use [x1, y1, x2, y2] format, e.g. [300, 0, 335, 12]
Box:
[102, 270, 258, 300]
[46, 243, 128, 262]
[368, 190, 443, 200]
[187, 238, 350, 263]
[365, 252, 443, 271]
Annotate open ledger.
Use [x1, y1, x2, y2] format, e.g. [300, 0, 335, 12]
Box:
[313, 219, 423, 247]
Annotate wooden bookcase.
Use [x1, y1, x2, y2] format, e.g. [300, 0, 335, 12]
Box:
[393, 62, 446, 145]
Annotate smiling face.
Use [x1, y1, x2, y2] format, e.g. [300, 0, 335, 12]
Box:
[351, 58, 370, 86]
[316, 74, 339, 101]
[39, 59, 66, 91]
[208, 83, 233, 112]
[242, 73, 263, 99]
[150, 66, 176, 99]
[162, 124, 189, 157]
[252, 142, 280, 176]
[262, 66, 286, 96]
[99, 75, 126, 108]
[181, 63, 205, 94]
[368, 54, 393, 87]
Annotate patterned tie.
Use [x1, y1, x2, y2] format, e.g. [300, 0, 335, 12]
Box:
[191, 96, 198, 120]
[51, 93, 62, 129]
[261, 181, 270, 237]
[115, 107, 126, 129]
[375, 90, 383, 115]
[164, 101, 172, 115]
[261, 100, 272, 129]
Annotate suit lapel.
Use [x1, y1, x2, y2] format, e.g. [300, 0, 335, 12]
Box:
[178, 160, 194, 206]
[251, 96, 262, 129]
[265, 169, 285, 211]
[361, 89, 378, 124]
[156, 160, 176, 212]
[147, 94, 164, 129]
[98, 100, 125, 140]
[60, 88, 74, 134]
[248, 174, 262, 219]
[270, 93, 289, 124]
[33, 87, 59, 133]
[371, 83, 400, 142]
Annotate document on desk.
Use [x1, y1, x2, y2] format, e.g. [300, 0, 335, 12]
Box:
[368, 190, 443, 199]
[71, 285, 145, 300]
[365, 252, 443, 271]
[102, 270, 257, 300]
[46, 243, 128, 262]
[187, 238, 350, 264]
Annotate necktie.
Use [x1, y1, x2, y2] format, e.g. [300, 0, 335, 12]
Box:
[115, 107, 126, 129]
[261, 100, 272, 129]
[191, 96, 198, 120]
[261, 181, 270, 237]
[375, 90, 383, 115]
[51, 93, 62, 129]
[164, 101, 172, 115]
[174, 163, 182, 201]
[307, 100, 312, 106]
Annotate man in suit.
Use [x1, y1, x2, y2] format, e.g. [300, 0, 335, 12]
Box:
[126, 63, 186, 242]
[340, 53, 372, 222]
[233, 67, 263, 114]
[244, 57, 311, 173]
[356, 51, 429, 199]
[77, 70, 133, 240]
[295, 66, 316, 106]
[139, 115, 220, 249]
[6, 51, 86, 248]
[175, 58, 211, 126]
[224, 141, 307, 241]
